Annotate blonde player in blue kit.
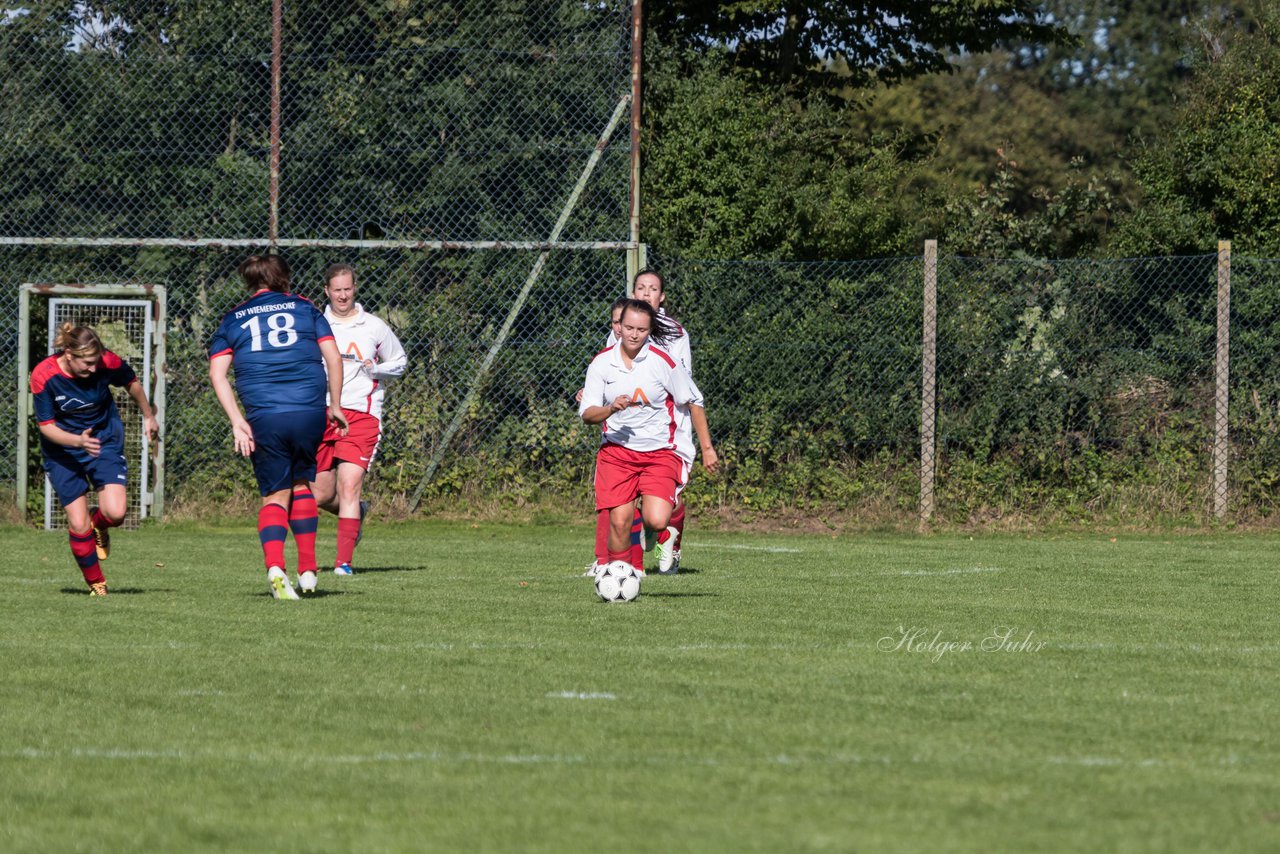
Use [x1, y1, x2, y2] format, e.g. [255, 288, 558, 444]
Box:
[30, 324, 159, 596]
[209, 255, 348, 600]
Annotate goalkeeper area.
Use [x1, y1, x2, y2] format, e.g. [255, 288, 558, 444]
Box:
[2, 520, 1275, 851]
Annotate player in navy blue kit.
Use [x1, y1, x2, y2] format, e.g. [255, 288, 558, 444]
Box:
[30, 323, 159, 596]
[209, 254, 348, 600]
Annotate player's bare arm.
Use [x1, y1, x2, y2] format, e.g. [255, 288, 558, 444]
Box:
[688, 403, 718, 473]
[125, 378, 159, 442]
[37, 422, 102, 457]
[208, 352, 255, 456]
[319, 338, 350, 434]
[581, 395, 634, 424]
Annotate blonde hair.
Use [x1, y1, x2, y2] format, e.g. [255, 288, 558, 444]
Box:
[55, 323, 103, 358]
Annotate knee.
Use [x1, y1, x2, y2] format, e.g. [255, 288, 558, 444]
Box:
[643, 508, 672, 532]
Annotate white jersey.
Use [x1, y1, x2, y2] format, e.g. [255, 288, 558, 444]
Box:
[579, 340, 702, 454]
[322, 303, 408, 421]
[605, 309, 699, 464]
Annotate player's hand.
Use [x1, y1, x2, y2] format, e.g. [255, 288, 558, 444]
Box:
[78, 428, 101, 457]
[574, 388, 584, 403]
[329, 406, 350, 436]
[232, 421, 255, 456]
[609, 394, 633, 413]
[701, 445, 719, 473]
[142, 414, 159, 442]
[361, 358, 375, 374]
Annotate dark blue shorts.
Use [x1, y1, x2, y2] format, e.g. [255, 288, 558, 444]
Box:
[41, 428, 129, 508]
[249, 409, 327, 495]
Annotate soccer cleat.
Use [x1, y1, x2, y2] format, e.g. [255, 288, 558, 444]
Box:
[583, 560, 606, 578]
[655, 526, 680, 574]
[298, 570, 318, 594]
[355, 500, 369, 548]
[268, 566, 300, 600]
[334, 563, 354, 576]
[92, 523, 111, 561]
[88, 581, 108, 597]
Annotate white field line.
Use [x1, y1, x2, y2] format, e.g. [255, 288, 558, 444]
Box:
[545, 691, 616, 700]
[2, 747, 1258, 770]
[694, 543, 803, 554]
[890, 566, 1004, 577]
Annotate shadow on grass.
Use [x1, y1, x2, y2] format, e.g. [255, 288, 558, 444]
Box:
[60, 586, 152, 596]
[642, 591, 718, 598]
[252, 589, 360, 598]
[334, 565, 425, 575]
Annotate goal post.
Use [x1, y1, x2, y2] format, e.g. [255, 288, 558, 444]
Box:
[17, 284, 167, 526]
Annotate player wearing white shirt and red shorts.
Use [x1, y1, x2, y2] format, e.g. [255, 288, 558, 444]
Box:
[590, 269, 716, 574]
[311, 263, 408, 575]
[580, 299, 714, 571]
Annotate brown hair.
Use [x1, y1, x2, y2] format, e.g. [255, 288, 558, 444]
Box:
[55, 323, 103, 358]
[239, 254, 292, 293]
[632, 267, 664, 293]
[619, 298, 677, 345]
[322, 262, 357, 287]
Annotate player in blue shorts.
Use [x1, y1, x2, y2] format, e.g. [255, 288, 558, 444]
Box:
[30, 323, 159, 596]
[209, 254, 348, 600]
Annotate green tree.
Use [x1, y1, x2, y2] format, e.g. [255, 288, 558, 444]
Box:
[1109, 5, 1280, 255]
[646, 1, 1064, 92]
[642, 47, 919, 260]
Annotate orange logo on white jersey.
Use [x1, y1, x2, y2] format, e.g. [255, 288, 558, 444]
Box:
[630, 387, 651, 405]
[345, 341, 364, 360]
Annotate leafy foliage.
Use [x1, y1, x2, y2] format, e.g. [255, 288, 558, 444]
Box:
[1109, 6, 1280, 255]
[646, 1, 1064, 92]
[642, 46, 919, 259]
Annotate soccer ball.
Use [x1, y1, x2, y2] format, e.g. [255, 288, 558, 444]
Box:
[595, 560, 641, 603]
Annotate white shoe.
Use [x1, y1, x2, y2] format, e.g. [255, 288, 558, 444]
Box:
[298, 570, 318, 594]
[655, 526, 680, 574]
[268, 566, 300, 600]
[582, 560, 603, 578]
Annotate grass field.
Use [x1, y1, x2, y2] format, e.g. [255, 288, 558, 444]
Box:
[2, 519, 1278, 852]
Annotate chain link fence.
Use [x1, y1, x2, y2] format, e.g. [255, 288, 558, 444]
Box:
[2, 4, 1277, 527]
[4, 247, 1280, 525]
[1, 0, 634, 245]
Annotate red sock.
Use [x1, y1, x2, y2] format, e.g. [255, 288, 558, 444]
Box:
[629, 509, 644, 571]
[668, 502, 686, 550]
[91, 508, 122, 530]
[336, 517, 360, 566]
[607, 548, 632, 564]
[69, 528, 103, 585]
[593, 510, 609, 564]
[289, 487, 319, 574]
[258, 504, 289, 570]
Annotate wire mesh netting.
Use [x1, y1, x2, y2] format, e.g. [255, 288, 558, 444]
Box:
[0, 1, 634, 243]
[2, 248, 1278, 524]
[0, 4, 1275, 526]
[41, 297, 155, 529]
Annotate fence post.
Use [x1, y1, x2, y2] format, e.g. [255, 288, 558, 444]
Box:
[1213, 239, 1231, 520]
[920, 240, 938, 529]
[267, 0, 283, 247]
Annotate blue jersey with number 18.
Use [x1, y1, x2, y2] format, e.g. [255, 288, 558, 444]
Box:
[209, 289, 334, 418]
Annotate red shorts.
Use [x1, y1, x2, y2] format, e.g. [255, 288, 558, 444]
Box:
[593, 443, 682, 511]
[315, 410, 382, 472]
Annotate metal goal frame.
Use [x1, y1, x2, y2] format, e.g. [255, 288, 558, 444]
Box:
[17, 284, 168, 524]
